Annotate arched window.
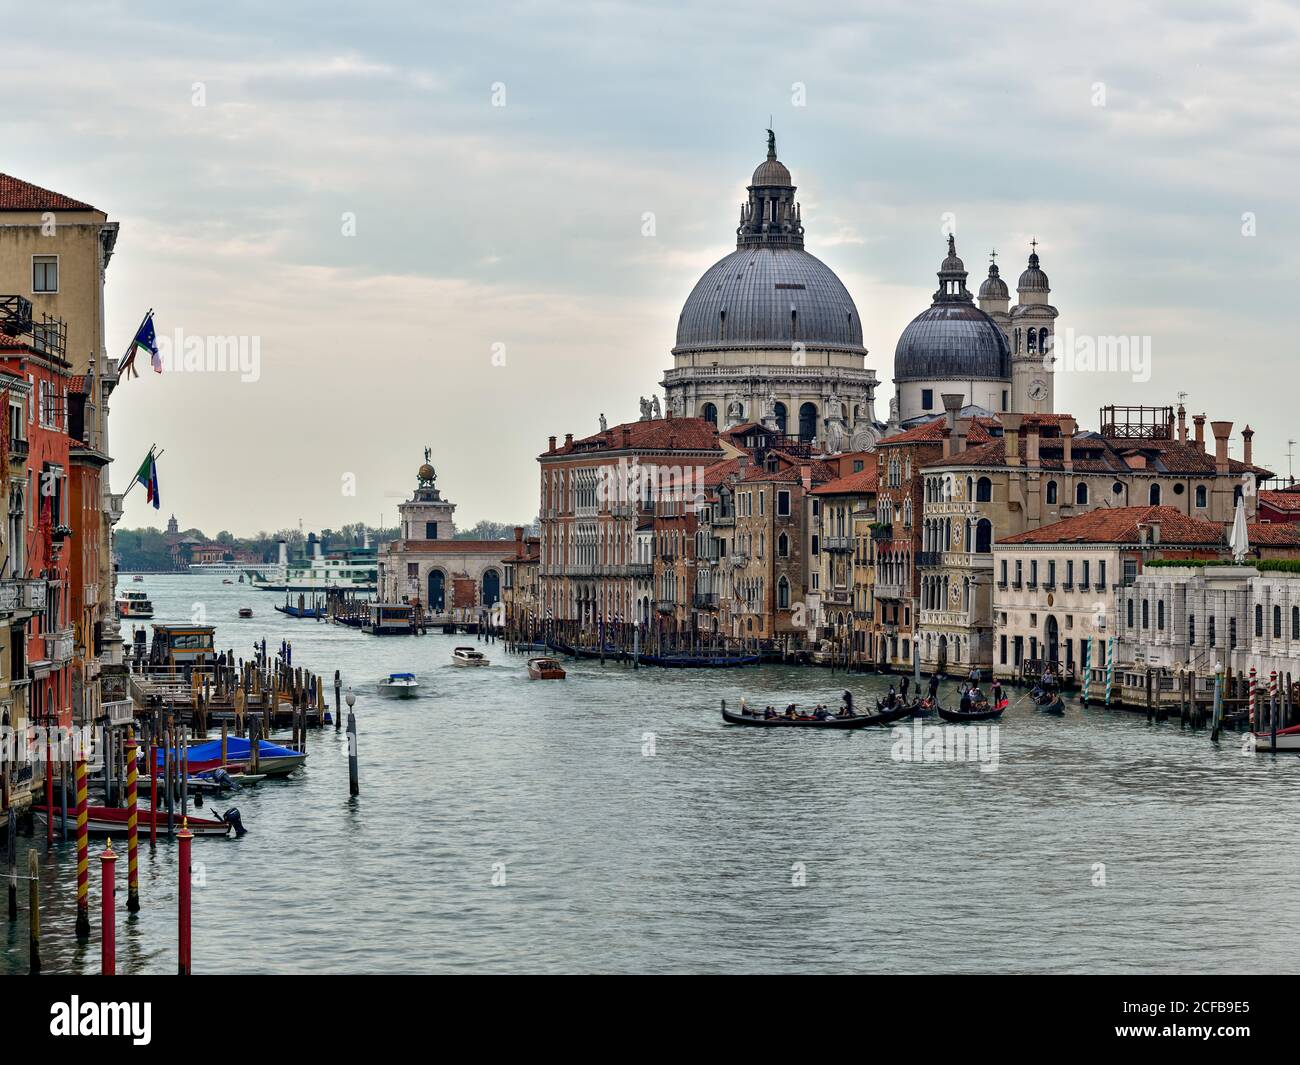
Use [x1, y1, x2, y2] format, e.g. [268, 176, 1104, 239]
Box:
[1038, 328, 1050, 355]
[1209, 615, 1216, 647]
[1046, 480, 1058, 505]
[1255, 604, 1263, 637]
[777, 532, 789, 558]
[773, 401, 787, 435]
[1195, 485, 1207, 508]
[1027, 329, 1037, 354]
[1127, 598, 1134, 627]
[1274, 605, 1282, 638]
[798, 402, 817, 442]
[976, 477, 992, 502]
[1149, 483, 1161, 505]
[1014, 328, 1021, 353]
[777, 576, 790, 609]
[975, 519, 992, 553]
[1141, 599, 1149, 629]
[1076, 482, 1089, 505]
[1188, 614, 1196, 645]
[1157, 599, 1165, 630]
[701, 402, 717, 425]
[482, 569, 501, 608]
[1293, 606, 1299, 640]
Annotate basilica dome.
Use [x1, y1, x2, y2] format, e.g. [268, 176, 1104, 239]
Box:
[894, 235, 1010, 383]
[673, 131, 865, 357]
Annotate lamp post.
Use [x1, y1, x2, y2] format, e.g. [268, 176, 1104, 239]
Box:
[345, 687, 358, 796]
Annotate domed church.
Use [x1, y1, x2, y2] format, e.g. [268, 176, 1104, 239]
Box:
[892, 237, 1059, 424]
[662, 132, 881, 452]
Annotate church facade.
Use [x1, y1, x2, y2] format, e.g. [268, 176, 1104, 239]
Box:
[376, 453, 511, 619]
[661, 132, 881, 453]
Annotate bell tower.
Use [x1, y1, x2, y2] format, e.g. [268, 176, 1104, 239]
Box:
[1010, 241, 1058, 414]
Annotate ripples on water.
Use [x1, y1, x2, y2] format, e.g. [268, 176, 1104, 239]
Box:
[3, 575, 1299, 974]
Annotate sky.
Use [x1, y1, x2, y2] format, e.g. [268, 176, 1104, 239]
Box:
[2, 0, 1297, 535]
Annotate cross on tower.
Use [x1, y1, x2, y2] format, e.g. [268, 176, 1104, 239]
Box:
[1029, 237, 1039, 253]
[989, 248, 998, 264]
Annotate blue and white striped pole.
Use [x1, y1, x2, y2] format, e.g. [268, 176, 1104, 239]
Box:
[1104, 636, 1116, 707]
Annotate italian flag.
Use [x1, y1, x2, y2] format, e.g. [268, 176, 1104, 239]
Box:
[135, 451, 160, 509]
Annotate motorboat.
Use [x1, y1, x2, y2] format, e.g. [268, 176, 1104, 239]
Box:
[527, 657, 566, 680]
[452, 646, 489, 667]
[378, 672, 421, 697]
[116, 588, 154, 619]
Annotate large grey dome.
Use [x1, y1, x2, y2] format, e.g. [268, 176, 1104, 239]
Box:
[674, 246, 865, 355]
[894, 302, 1011, 381]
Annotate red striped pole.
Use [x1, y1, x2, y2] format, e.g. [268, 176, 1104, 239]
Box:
[1248, 666, 1258, 729]
[100, 839, 117, 975]
[125, 733, 140, 913]
[177, 819, 192, 975]
[74, 751, 89, 939]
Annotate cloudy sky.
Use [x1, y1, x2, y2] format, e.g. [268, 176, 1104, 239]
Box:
[3, 0, 1296, 535]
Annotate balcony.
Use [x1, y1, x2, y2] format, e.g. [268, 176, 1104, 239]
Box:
[823, 535, 852, 553]
[626, 562, 652, 577]
[917, 551, 942, 568]
[0, 577, 46, 615]
[711, 513, 735, 527]
[1041, 581, 1056, 592]
[874, 582, 904, 600]
[693, 592, 719, 609]
[102, 699, 134, 726]
[45, 629, 75, 665]
[655, 599, 676, 613]
[871, 524, 893, 543]
[8, 437, 28, 461]
[729, 554, 748, 568]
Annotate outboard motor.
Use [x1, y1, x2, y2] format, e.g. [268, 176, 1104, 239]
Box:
[222, 807, 247, 837]
[211, 767, 234, 791]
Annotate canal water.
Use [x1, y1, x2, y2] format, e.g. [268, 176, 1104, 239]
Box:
[3, 573, 1299, 974]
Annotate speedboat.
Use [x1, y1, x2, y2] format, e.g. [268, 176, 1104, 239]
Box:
[378, 672, 420, 697]
[132, 574, 144, 583]
[452, 646, 489, 667]
[34, 804, 237, 837]
[527, 657, 566, 680]
[238, 607, 253, 618]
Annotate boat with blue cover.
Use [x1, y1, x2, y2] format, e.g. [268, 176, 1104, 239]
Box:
[152, 736, 307, 777]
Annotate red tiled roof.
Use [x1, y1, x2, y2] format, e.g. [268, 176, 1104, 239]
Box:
[997, 506, 1226, 546]
[809, 468, 878, 496]
[0, 174, 96, 212]
[878, 415, 996, 447]
[1260, 490, 1300, 513]
[386, 540, 517, 554]
[543, 417, 721, 457]
[1248, 522, 1300, 546]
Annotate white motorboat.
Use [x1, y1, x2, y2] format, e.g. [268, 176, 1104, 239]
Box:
[452, 646, 489, 667]
[378, 672, 421, 697]
[115, 588, 154, 619]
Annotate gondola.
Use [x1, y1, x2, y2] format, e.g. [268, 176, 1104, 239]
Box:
[571, 644, 630, 662]
[275, 603, 325, 619]
[1032, 690, 1065, 714]
[721, 703, 901, 729]
[937, 698, 1008, 723]
[874, 697, 924, 721]
[639, 652, 761, 668]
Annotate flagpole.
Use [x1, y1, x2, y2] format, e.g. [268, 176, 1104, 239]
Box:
[117, 309, 154, 382]
[121, 445, 163, 500]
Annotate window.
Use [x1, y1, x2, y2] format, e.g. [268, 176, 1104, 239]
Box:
[1149, 483, 1161, 505]
[1098, 560, 1106, 587]
[999, 559, 1007, 584]
[811, 535, 819, 556]
[1208, 615, 1216, 647]
[1273, 605, 1282, 638]
[1046, 481, 1058, 505]
[1188, 614, 1195, 645]
[1195, 485, 1207, 508]
[1157, 600, 1165, 630]
[701, 402, 717, 426]
[1255, 604, 1263, 638]
[777, 576, 790, 609]
[777, 533, 789, 558]
[32, 256, 58, 293]
[1076, 482, 1089, 505]
[976, 477, 992, 502]
[425, 521, 438, 539]
[921, 389, 933, 411]
[1293, 606, 1299, 640]
[1081, 560, 1089, 587]
[777, 491, 790, 517]
[1127, 598, 1134, 627]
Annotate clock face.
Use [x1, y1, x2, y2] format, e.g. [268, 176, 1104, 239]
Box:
[1029, 379, 1048, 402]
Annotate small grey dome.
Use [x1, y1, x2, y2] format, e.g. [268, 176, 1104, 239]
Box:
[1018, 250, 1050, 293]
[674, 246, 864, 355]
[752, 157, 792, 186]
[979, 263, 1008, 300]
[894, 302, 1011, 382]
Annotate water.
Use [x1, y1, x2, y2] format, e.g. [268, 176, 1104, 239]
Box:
[3, 573, 1298, 974]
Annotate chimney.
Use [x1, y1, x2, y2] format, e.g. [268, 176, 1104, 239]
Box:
[1002, 413, 1022, 467]
[564, 433, 573, 449]
[1177, 404, 1187, 444]
[942, 393, 963, 434]
[800, 464, 812, 491]
[954, 416, 971, 456]
[1211, 420, 1232, 475]
[622, 427, 631, 448]
[1242, 424, 1254, 466]
[1150, 520, 1161, 545]
[1060, 416, 1076, 471]
[548, 435, 557, 452]
[1025, 421, 1041, 469]
[514, 526, 524, 556]
[1193, 414, 1206, 451]
[1138, 523, 1149, 546]
[941, 425, 954, 457]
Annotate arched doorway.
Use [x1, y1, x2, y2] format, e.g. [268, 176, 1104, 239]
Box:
[1044, 615, 1059, 664]
[482, 569, 501, 608]
[701, 402, 717, 426]
[773, 401, 788, 434]
[937, 634, 948, 673]
[428, 569, 446, 612]
[798, 402, 817, 442]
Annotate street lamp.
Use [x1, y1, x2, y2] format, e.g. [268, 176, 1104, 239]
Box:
[344, 686, 358, 796]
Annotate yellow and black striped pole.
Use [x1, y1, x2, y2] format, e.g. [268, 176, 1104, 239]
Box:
[74, 750, 89, 939]
[125, 731, 140, 913]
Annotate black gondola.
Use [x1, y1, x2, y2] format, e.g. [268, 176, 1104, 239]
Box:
[640, 652, 760, 668]
[876, 697, 926, 719]
[937, 698, 1008, 723]
[722, 701, 910, 729]
[1032, 691, 1065, 714]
